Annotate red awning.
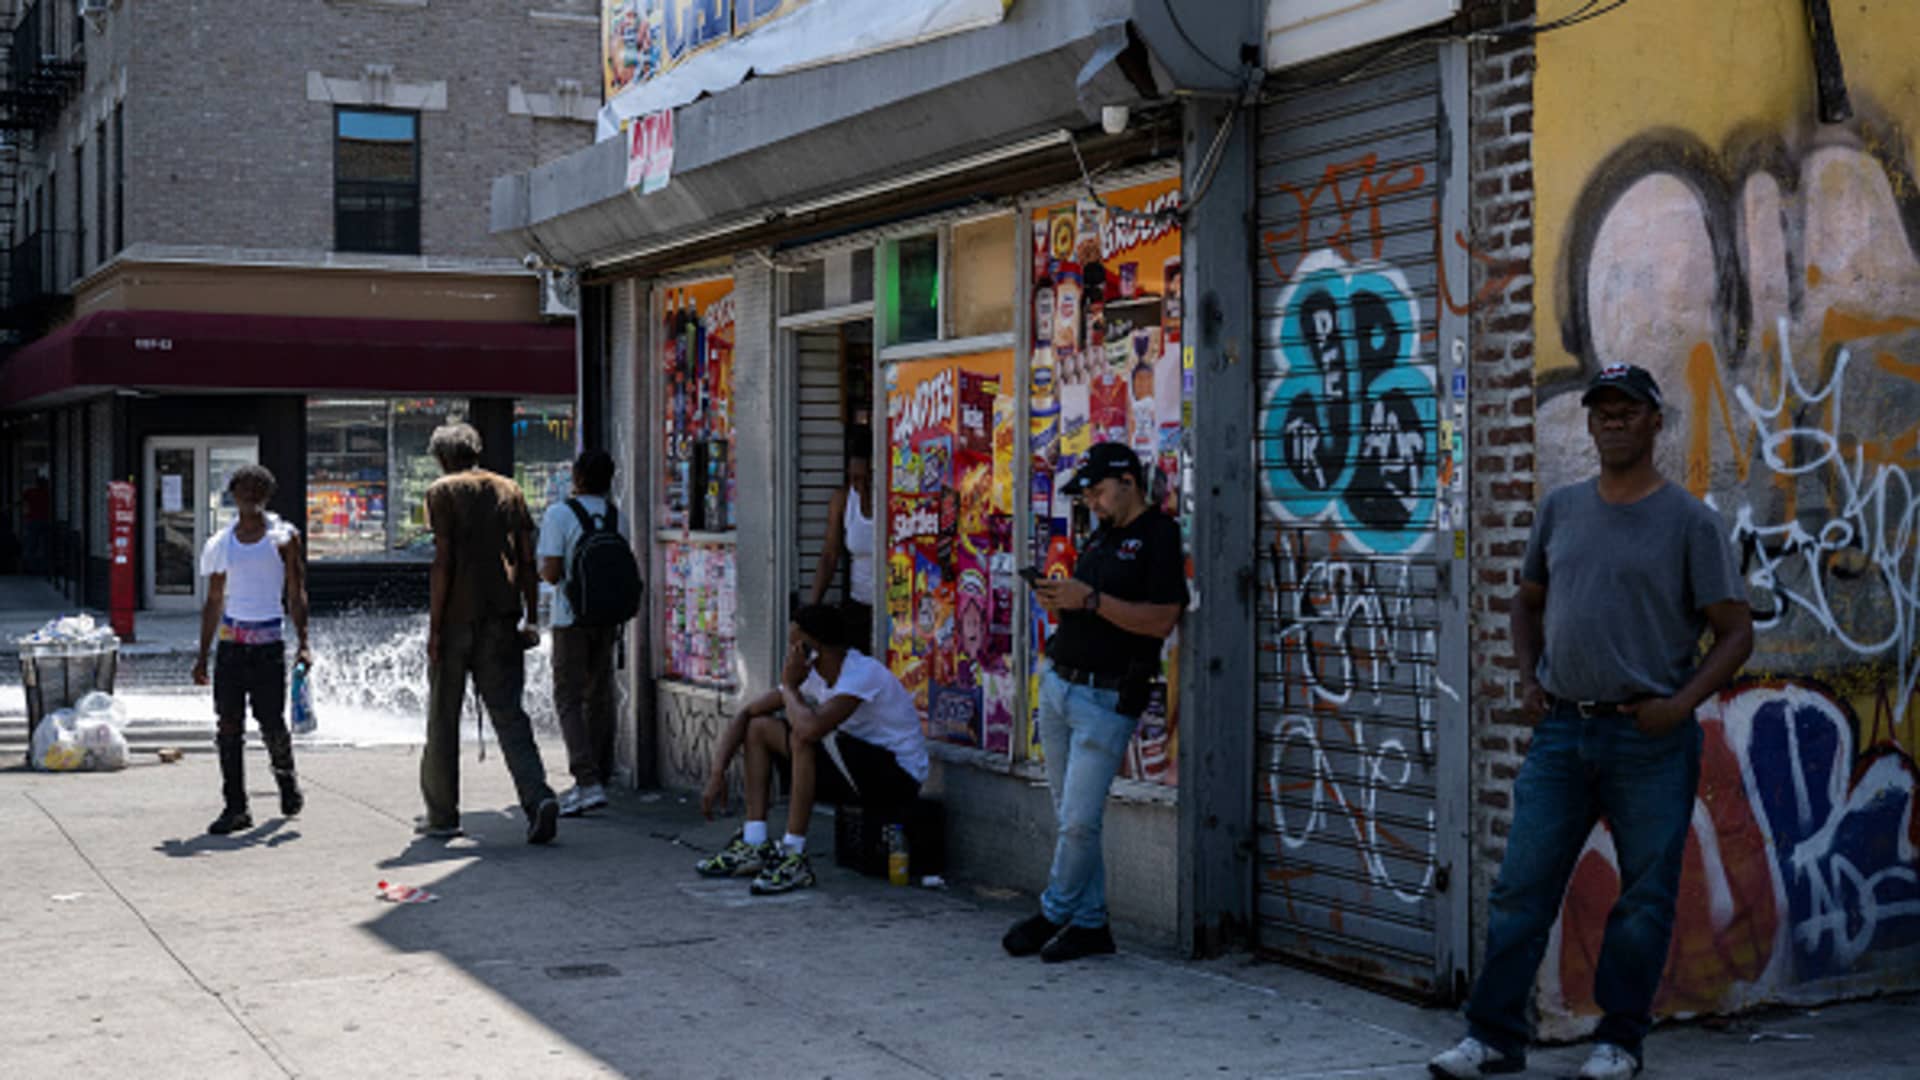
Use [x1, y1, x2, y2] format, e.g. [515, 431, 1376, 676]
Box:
[0, 309, 576, 408]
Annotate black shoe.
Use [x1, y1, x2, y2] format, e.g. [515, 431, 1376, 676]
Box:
[1040, 924, 1116, 963]
[207, 807, 253, 835]
[1002, 912, 1066, 957]
[527, 796, 559, 845]
[412, 815, 463, 839]
[275, 771, 304, 817]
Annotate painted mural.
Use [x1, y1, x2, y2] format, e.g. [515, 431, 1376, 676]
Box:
[1532, 1, 1920, 1027]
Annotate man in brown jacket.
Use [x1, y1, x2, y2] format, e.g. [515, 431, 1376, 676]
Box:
[417, 421, 559, 844]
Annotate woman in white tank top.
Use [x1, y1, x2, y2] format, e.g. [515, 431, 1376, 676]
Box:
[807, 426, 875, 652]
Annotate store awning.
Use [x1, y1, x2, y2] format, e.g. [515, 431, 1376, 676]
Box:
[492, 0, 1207, 276]
[0, 309, 576, 410]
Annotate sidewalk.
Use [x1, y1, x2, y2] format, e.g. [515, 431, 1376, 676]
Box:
[5, 743, 1914, 1079]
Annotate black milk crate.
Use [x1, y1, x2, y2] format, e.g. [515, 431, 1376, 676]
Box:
[833, 798, 946, 881]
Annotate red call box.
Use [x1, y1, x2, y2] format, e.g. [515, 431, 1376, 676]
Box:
[108, 480, 136, 640]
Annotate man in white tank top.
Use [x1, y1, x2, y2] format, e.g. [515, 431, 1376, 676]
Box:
[192, 465, 311, 836]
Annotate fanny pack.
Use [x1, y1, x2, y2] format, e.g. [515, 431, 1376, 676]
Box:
[219, 616, 283, 645]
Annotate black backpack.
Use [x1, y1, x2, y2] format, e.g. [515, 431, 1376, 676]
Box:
[564, 498, 642, 626]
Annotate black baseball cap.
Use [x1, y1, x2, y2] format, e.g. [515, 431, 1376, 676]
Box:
[1061, 442, 1145, 495]
[1580, 363, 1664, 408]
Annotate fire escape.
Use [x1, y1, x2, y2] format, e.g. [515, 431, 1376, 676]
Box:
[0, 0, 85, 345]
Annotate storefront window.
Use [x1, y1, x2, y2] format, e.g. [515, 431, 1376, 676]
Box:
[659, 279, 739, 688]
[885, 234, 940, 345]
[305, 396, 468, 562]
[885, 351, 1018, 752]
[1028, 177, 1186, 785]
[513, 399, 576, 520]
[949, 214, 1016, 339]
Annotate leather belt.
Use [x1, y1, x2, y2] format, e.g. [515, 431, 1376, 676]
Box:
[1053, 664, 1127, 691]
[1548, 694, 1631, 718]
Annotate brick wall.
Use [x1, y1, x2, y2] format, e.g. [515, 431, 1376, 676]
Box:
[1463, 0, 1537, 962]
[31, 0, 598, 269]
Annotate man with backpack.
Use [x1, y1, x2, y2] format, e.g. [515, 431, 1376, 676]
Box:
[538, 449, 642, 816]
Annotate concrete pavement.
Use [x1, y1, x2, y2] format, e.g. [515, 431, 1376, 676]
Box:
[5, 743, 1916, 1079]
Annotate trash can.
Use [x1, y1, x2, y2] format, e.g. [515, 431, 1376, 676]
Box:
[20, 639, 119, 768]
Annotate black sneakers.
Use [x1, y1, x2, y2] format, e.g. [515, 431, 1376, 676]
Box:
[207, 807, 253, 835]
[526, 796, 560, 845]
[1040, 924, 1116, 964]
[1002, 912, 1066, 957]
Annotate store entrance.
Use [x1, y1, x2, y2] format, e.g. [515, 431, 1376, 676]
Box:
[788, 321, 873, 636]
[143, 436, 259, 611]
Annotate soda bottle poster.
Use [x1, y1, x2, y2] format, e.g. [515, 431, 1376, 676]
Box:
[886, 351, 1014, 748]
[1028, 177, 1186, 784]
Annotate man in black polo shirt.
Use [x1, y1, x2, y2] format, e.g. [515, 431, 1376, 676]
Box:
[1002, 442, 1187, 963]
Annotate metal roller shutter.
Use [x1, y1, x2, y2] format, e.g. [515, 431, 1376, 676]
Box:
[1252, 40, 1466, 998]
[794, 328, 845, 606]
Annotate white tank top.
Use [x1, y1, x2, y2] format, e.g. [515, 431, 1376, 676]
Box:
[843, 485, 874, 605]
[201, 516, 293, 623]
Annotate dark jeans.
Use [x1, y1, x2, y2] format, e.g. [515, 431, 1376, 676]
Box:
[423, 616, 554, 826]
[213, 640, 295, 811]
[1466, 702, 1702, 1061]
[552, 623, 617, 786]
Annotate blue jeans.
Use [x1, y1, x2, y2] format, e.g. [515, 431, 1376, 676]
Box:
[1466, 702, 1701, 1062]
[1035, 667, 1138, 928]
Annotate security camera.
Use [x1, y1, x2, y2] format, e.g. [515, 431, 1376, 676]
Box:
[522, 252, 543, 271]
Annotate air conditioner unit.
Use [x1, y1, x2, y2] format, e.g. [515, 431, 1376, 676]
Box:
[539, 268, 579, 319]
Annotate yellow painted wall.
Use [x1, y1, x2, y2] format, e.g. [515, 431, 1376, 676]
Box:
[1528, 0, 1920, 1033]
[1534, 0, 1920, 381]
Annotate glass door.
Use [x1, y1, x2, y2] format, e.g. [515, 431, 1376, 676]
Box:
[143, 436, 260, 610]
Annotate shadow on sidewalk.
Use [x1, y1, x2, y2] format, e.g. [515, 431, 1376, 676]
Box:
[154, 818, 302, 857]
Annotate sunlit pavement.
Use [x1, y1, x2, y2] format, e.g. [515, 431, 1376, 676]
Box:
[5, 744, 1917, 1080]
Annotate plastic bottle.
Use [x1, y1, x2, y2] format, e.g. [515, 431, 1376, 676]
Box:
[290, 661, 317, 735]
[885, 823, 910, 886]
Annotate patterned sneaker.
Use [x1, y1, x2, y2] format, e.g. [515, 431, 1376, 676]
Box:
[696, 831, 778, 877]
[750, 849, 816, 895]
[1578, 1043, 1640, 1080]
[1429, 1036, 1524, 1078]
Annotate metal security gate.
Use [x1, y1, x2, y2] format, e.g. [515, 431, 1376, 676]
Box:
[1252, 40, 1471, 999]
[793, 327, 846, 608]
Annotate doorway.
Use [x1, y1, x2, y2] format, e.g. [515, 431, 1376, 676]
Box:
[144, 436, 260, 610]
[788, 322, 873, 621]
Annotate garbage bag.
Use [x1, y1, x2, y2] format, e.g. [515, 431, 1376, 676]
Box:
[74, 690, 128, 728]
[32, 708, 84, 772]
[76, 718, 129, 772]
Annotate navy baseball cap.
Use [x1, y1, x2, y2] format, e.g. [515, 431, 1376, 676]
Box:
[1581, 364, 1664, 408]
[1061, 442, 1145, 495]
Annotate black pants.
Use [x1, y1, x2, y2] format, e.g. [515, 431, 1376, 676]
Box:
[213, 640, 295, 810]
[776, 725, 920, 821]
[552, 624, 618, 786]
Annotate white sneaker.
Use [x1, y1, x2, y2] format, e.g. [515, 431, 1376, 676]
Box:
[1428, 1036, 1524, 1078]
[558, 784, 607, 817]
[1578, 1042, 1640, 1080]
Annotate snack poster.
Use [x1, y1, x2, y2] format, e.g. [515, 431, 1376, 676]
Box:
[886, 351, 1017, 752]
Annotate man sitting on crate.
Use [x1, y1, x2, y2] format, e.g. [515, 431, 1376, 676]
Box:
[697, 604, 927, 895]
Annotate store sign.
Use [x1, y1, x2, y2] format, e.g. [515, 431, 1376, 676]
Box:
[599, 0, 1014, 139]
[625, 107, 676, 193]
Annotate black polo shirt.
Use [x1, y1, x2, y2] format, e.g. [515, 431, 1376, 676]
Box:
[1046, 507, 1188, 676]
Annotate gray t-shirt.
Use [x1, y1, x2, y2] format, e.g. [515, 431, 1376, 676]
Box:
[1522, 479, 1744, 702]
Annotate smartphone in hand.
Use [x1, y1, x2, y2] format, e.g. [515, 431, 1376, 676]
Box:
[1018, 566, 1045, 587]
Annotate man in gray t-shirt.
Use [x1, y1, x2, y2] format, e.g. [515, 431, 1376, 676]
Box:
[1431, 364, 1753, 1080]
